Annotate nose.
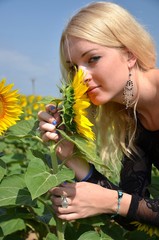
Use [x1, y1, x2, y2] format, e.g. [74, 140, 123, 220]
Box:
[79, 66, 91, 84]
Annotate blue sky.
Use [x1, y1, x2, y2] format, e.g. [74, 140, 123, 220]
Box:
[0, 0, 159, 97]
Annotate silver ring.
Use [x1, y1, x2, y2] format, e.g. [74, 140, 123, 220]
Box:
[61, 195, 68, 208]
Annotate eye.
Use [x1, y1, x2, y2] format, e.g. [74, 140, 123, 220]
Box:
[88, 56, 101, 63]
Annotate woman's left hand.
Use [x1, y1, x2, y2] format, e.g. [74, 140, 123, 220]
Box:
[49, 181, 113, 221]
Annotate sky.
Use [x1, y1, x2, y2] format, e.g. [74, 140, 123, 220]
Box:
[0, 0, 159, 97]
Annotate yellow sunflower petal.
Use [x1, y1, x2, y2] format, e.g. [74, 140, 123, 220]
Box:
[71, 70, 95, 140]
[131, 221, 159, 237]
[72, 69, 88, 98]
[0, 78, 23, 136]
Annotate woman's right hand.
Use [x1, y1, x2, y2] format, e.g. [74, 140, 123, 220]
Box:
[38, 104, 74, 161]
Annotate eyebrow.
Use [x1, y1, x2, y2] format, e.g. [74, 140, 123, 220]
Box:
[66, 48, 98, 64]
[81, 48, 98, 57]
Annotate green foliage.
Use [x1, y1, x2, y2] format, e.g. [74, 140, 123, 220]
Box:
[60, 84, 76, 133]
[25, 153, 74, 199]
[0, 116, 159, 239]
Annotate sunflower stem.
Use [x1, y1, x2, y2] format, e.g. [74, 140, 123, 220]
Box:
[49, 141, 58, 174]
[49, 141, 66, 240]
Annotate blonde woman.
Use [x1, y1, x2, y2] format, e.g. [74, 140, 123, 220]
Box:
[38, 2, 159, 229]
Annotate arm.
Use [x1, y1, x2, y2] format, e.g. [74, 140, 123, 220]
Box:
[86, 149, 159, 228]
[38, 106, 159, 227]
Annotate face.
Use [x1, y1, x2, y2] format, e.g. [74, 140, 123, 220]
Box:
[64, 36, 130, 106]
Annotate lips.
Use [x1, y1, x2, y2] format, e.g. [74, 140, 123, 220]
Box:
[87, 86, 100, 93]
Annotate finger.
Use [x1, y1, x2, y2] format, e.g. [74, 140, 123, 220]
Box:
[46, 104, 57, 114]
[61, 182, 76, 188]
[51, 195, 71, 207]
[46, 105, 62, 121]
[49, 187, 68, 196]
[38, 110, 55, 123]
[49, 185, 75, 197]
[42, 131, 60, 142]
[38, 110, 61, 127]
[56, 212, 80, 221]
[39, 121, 57, 132]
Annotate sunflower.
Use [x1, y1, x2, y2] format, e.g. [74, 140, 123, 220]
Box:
[0, 79, 23, 136]
[131, 221, 159, 237]
[20, 94, 45, 120]
[60, 69, 95, 140]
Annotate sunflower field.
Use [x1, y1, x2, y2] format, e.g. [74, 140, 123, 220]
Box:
[0, 77, 159, 240]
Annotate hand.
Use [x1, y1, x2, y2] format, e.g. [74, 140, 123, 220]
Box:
[38, 104, 74, 160]
[50, 182, 115, 221]
[38, 104, 62, 142]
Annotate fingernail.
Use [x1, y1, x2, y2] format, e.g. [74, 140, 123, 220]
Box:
[50, 106, 56, 111]
[63, 181, 67, 185]
[52, 120, 57, 125]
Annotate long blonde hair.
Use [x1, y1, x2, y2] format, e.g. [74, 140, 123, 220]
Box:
[59, 2, 156, 169]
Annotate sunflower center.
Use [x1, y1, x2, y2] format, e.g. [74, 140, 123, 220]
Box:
[0, 95, 5, 118]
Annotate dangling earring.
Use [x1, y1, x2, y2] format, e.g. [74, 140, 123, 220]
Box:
[123, 70, 134, 109]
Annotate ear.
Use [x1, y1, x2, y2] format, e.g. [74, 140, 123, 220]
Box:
[127, 51, 137, 68]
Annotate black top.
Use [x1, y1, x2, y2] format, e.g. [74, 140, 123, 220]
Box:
[87, 120, 159, 229]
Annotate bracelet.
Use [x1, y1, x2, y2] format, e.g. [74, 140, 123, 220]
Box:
[81, 163, 94, 181]
[112, 190, 123, 218]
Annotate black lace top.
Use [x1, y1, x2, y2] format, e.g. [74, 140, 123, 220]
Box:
[87, 120, 159, 229]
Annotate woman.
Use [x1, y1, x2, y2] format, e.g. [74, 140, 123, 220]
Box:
[38, 2, 159, 229]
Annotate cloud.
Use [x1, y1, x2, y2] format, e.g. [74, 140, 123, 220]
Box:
[0, 48, 61, 96]
[0, 48, 56, 77]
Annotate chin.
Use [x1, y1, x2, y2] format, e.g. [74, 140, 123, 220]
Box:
[88, 92, 109, 105]
[90, 98, 106, 106]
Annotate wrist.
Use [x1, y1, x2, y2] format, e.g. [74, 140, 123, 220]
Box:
[112, 190, 123, 217]
[76, 163, 94, 182]
[112, 190, 132, 217]
[65, 156, 91, 181]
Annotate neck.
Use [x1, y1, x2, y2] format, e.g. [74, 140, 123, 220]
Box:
[135, 69, 159, 130]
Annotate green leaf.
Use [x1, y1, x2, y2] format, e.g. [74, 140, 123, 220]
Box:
[77, 215, 109, 227]
[1, 153, 25, 164]
[148, 184, 159, 198]
[45, 232, 58, 240]
[38, 96, 62, 105]
[101, 223, 125, 240]
[125, 229, 154, 240]
[148, 176, 159, 198]
[0, 141, 6, 152]
[78, 231, 101, 240]
[0, 218, 25, 237]
[0, 175, 34, 207]
[0, 160, 6, 182]
[6, 119, 38, 139]
[25, 155, 74, 200]
[58, 130, 108, 169]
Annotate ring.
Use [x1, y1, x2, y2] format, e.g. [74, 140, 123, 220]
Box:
[61, 195, 68, 208]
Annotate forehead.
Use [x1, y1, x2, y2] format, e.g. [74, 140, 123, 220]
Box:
[63, 36, 100, 61]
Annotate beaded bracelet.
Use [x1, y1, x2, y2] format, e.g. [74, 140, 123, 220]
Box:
[81, 163, 94, 181]
[112, 190, 123, 218]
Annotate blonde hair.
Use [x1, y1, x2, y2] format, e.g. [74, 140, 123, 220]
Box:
[59, 2, 156, 170]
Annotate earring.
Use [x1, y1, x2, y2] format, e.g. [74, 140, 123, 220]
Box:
[123, 70, 134, 109]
